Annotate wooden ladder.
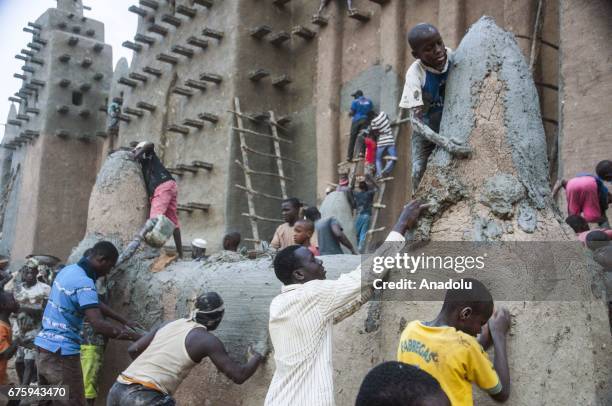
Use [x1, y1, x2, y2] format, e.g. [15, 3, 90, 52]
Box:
[364, 110, 408, 251]
[230, 98, 295, 249]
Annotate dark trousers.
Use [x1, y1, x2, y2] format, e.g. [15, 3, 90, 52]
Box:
[36, 349, 84, 406]
[347, 118, 368, 160]
[107, 381, 175, 406]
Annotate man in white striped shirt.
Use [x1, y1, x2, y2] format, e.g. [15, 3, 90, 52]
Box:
[370, 111, 398, 179]
[265, 201, 427, 405]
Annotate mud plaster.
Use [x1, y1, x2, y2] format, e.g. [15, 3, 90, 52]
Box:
[480, 173, 525, 218]
[434, 16, 550, 208]
[85, 151, 148, 242]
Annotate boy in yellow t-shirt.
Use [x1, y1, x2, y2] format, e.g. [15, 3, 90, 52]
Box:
[397, 278, 511, 405]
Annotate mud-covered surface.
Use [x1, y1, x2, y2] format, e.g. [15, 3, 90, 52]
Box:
[85, 151, 148, 242]
[415, 17, 574, 242]
[319, 191, 357, 252]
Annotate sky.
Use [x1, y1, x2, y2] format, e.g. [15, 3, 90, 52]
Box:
[0, 0, 137, 131]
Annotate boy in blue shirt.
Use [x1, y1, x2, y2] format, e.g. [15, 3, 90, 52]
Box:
[347, 90, 373, 161]
[400, 23, 471, 192]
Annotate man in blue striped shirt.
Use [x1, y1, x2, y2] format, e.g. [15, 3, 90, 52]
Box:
[35, 241, 141, 405]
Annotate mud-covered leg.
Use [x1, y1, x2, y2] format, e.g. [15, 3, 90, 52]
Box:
[411, 133, 435, 195]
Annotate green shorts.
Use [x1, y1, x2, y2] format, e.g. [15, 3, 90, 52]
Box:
[80, 344, 105, 399]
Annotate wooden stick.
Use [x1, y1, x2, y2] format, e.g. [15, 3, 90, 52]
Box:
[243, 238, 262, 243]
[228, 109, 289, 132]
[365, 108, 406, 250]
[234, 184, 283, 201]
[231, 126, 292, 144]
[233, 98, 261, 249]
[234, 160, 293, 181]
[366, 227, 386, 235]
[269, 110, 288, 199]
[241, 213, 283, 223]
[529, 0, 544, 72]
[241, 145, 299, 163]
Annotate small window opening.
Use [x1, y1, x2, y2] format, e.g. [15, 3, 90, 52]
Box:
[72, 91, 83, 106]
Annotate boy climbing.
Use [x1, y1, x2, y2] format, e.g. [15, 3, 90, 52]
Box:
[397, 278, 511, 405]
[353, 174, 378, 253]
[293, 219, 319, 256]
[553, 160, 612, 227]
[347, 90, 374, 162]
[370, 111, 397, 179]
[362, 127, 377, 176]
[400, 23, 471, 192]
[132, 141, 183, 258]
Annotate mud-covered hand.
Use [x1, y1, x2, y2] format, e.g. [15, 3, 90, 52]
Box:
[126, 320, 145, 332]
[444, 138, 472, 157]
[249, 336, 271, 359]
[247, 344, 266, 362]
[488, 307, 511, 337]
[392, 201, 429, 235]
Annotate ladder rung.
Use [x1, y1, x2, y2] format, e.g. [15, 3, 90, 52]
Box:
[235, 184, 283, 201]
[366, 227, 386, 235]
[231, 127, 291, 144]
[241, 213, 283, 223]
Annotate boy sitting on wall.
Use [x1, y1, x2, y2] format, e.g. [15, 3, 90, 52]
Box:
[400, 23, 471, 192]
[397, 278, 511, 405]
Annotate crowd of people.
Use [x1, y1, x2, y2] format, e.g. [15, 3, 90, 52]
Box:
[0, 20, 608, 406]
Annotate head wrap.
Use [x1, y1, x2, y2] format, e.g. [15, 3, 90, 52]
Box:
[190, 292, 224, 329]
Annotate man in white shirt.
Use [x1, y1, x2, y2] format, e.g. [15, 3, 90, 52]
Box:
[265, 201, 427, 405]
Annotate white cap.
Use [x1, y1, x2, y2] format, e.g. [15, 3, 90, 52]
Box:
[135, 141, 148, 149]
[192, 238, 207, 248]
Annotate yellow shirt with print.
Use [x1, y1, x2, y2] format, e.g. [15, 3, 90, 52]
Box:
[397, 321, 501, 406]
